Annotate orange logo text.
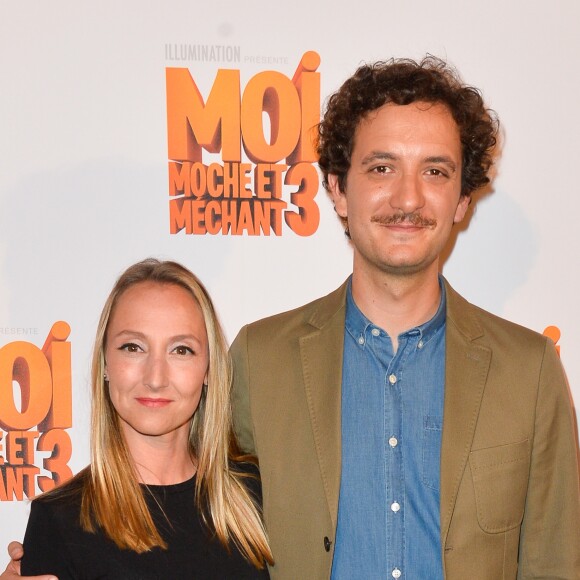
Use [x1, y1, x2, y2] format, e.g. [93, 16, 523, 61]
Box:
[0, 322, 73, 500]
[543, 325, 561, 356]
[166, 51, 321, 236]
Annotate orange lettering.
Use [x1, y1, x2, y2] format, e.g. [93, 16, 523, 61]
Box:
[222, 162, 239, 197]
[37, 429, 73, 492]
[6, 430, 38, 465]
[241, 71, 301, 163]
[166, 53, 322, 237]
[220, 200, 237, 234]
[206, 200, 222, 234]
[168, 161, 190, 196]
[0, 342, 52, 430]
[207, 163, 224, 198]
[239, 163, 253, 198]
[166, 68, 241, 162]
[39, 322, 71, 430]
[288, 51, 321, 164]
[543, 325, 561, 356]
[285, 163, 320, 236]
[191, 200, 207, 233]
[169, 198, 191, 234]
[270, 200, 286, 235]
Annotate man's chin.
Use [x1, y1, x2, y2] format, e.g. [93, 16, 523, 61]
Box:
[377, 255, 439, 278]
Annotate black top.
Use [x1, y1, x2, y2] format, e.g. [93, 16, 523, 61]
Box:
[22, 467, 270, 579]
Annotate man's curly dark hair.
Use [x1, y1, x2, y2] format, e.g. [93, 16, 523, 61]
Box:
[317, 56, 499, 198]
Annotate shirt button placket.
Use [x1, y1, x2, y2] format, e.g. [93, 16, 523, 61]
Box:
[387, 362, 401, 580]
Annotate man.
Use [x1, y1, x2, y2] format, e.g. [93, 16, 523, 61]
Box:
[230, 57, 580, 579]
[4, 57, 580, 580]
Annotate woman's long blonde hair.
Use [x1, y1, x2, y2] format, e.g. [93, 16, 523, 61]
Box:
[80, 258, 272, 567]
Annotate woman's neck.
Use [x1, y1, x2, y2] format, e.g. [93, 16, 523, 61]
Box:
[122, 425, 197, 485]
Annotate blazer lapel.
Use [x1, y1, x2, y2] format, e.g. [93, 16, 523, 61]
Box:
[294, 279, 491, 537]
[300, 282, 348, 529]
[440, 281, 492, 542]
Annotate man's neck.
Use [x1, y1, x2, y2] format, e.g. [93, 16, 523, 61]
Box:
[351, 265, 442, 351]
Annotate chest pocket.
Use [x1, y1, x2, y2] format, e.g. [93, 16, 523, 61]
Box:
[469, 439, 530, 533]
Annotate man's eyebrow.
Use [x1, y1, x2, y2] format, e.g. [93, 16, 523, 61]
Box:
[360, 152, 458, 172]
[360, 151, 398, 166]
[424, 156, 458, 172]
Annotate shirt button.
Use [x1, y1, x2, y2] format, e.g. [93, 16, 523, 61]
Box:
[358, 336, 365, 345]
[371, 328, 380, 336]
[418, 339, 424, 349]
[389, 436, 398, 448]
[392, 568, 402, 578]
[391, 502, 400, 512]
[388, 374, 397, 385]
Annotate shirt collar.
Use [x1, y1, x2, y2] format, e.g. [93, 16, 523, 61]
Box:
[345, 275, 447, 346]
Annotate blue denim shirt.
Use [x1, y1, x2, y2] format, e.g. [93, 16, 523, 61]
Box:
[331, 278, 446, 580]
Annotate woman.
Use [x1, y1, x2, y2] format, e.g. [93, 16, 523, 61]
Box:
[14, 259, 272, 579]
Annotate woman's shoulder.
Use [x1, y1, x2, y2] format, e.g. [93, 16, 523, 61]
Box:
[32, 466, 89, 507]
[24, 470, 90, 560]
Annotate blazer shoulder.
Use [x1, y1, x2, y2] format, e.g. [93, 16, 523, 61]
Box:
[243, 280, 348, 338]
[445, 281, 551, 355]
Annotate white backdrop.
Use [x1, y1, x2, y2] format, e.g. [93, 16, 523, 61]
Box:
[1, 0, 579, 554]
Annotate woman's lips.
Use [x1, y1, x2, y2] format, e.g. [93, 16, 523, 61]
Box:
[136, 398, 172, 408]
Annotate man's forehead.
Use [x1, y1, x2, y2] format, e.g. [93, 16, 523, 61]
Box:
[359, 100, 455, 127]
[353, 101, 460, 150]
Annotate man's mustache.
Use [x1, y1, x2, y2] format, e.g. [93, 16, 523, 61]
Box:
[371, 213, 437, 228]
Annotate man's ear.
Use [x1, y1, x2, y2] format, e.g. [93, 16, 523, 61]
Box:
[453, 194, 470, 224]
[328, 174, 347, 219]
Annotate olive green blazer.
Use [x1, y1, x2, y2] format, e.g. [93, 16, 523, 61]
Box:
[231, 279, 580, 579]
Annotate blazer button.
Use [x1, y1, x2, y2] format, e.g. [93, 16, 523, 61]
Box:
[324, 536, 332, 552]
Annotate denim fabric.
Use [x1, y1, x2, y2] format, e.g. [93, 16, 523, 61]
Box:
[331, 279, 446, 580]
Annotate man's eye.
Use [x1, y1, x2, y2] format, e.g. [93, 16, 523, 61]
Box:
[372, 165, 390, 174]
[174, 345, 194, 356]
[426, 168, 447, 177]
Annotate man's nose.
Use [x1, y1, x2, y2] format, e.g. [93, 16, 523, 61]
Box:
[389, 172, 425, 214]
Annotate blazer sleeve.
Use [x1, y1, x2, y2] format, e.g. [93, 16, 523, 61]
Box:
[231, 325, 257, 455]
[517, 339, 580, 578]
[22, 500, 76, 580]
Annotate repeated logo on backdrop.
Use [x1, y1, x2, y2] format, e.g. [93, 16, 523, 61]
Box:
[543, 326, 561, 356]
[166, 51, 321, 236]
[0, 322, 73, 500]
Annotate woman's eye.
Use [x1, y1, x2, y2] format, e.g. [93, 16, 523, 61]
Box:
[120, 343, 141, 353]
[174, 345, 194, 356]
